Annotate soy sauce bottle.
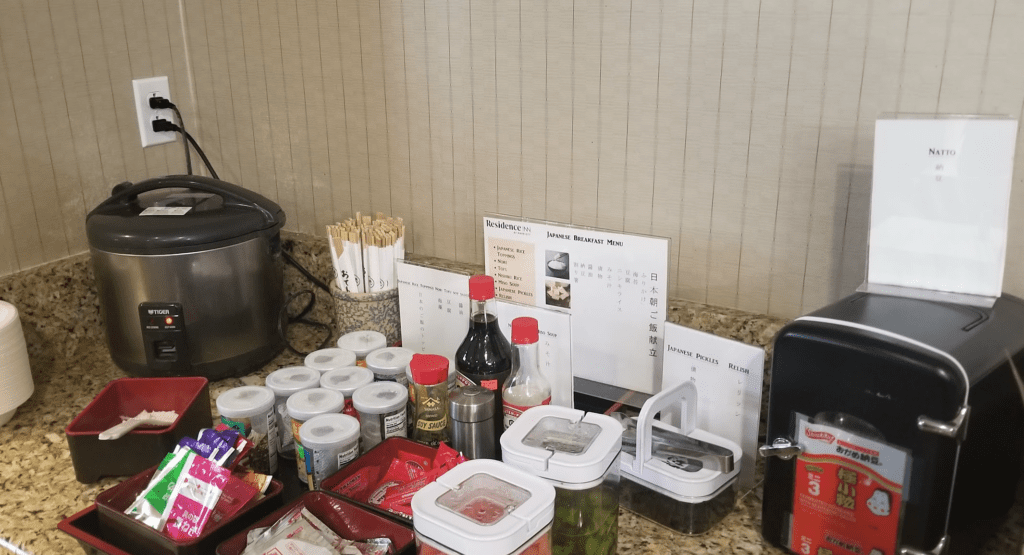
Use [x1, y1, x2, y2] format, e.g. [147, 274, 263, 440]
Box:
[455, 275, 512, 448]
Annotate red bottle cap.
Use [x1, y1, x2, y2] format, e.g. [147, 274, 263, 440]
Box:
[410, 353, 449, 385]
[511, 317, 539, 344]
[468, 275, 496, 301]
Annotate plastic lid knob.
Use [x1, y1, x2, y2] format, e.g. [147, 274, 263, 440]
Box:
[511, 317, 539, 344]
[410, 353, 450, 385]
[468, 275, 496, 301]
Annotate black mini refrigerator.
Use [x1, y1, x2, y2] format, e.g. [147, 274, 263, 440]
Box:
[761, 292, 1024, 555]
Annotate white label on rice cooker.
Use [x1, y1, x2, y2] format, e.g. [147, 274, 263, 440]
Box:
[382, 410, 406, 439]
[337, 444, 359, 467]
[140, 206, 191, 216]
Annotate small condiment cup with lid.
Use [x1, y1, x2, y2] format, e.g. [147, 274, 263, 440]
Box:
[286, 388, 346, 484]
[298, 412, 360, 490]
[216, 385, 278, 474]
[320, 365, 374, 420]
[265, 366, 321, 458]
[336, 330, 388, 363]
[352, 381, 408, 452]
[501, 405, 623, 555]
[411, 458, 556, 555]
[303, 347, 358, 374]
[366, 346, 415, 384]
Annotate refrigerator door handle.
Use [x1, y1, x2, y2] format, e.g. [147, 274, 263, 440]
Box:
[917, 405, 970, 442]
[758, 437, 803, 460]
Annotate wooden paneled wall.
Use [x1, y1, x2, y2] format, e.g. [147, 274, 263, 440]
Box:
[3, 0, 1024, 319]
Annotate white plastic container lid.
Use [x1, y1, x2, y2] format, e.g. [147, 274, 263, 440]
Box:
[265, 366, 321, 398]
[320, 366, 375, 396]
[412, 459, 555, 555]
[304, 348, 358, 373]
[216, 386, 275, 418]
[501, 405, 623, 487]
[365, 347, 414, 378]
[299, 413, 360, 448]
[351, 381, 408, 414]
[286, 388, 346, 421]
[336, 330, 387, 358]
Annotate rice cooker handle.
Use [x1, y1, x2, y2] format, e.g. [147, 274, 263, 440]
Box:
[106, 177, 281, 225]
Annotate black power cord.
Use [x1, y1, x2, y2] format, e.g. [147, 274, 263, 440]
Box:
[149, 97, 191, 175]
[277, 247, 334, 357]
[152, 118, 219, 180]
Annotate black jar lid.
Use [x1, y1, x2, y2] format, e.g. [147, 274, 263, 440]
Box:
[86, 175, 285, 255]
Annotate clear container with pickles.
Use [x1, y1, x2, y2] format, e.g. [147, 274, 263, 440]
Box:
[500, 405, 623, 555]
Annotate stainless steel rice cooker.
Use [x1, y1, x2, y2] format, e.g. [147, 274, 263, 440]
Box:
[86, 176, 286, 379]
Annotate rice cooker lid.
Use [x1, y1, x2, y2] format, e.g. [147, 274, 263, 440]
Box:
[86, 175, 286, 255]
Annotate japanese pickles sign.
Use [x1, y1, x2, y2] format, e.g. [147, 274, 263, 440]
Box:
[790, 415, 910, 555]
[483, 216, 669, 395]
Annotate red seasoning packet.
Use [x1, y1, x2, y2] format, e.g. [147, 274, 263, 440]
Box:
[376, 443, 468, 517]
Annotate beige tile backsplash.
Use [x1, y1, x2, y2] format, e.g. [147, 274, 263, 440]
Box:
[2, 0, 1023, 319]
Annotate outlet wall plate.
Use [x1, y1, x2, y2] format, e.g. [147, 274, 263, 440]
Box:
[132, 76, 176, 147]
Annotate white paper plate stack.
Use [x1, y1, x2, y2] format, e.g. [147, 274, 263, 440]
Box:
[0, 301, 34, 426]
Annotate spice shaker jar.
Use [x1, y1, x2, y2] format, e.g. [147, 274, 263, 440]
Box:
[412, 459, 556, 555]
[265, 366, 321, 459]
[337, 330, 388, 364]
[298, 413, 360, 490]
[448, 385, 496, 460]
[501, 405, 623, 555]
[215, 385, 278, 474]
[304, 347, 358, 374]
[320, 365, 374, 420]
[352, 381, 408, 452]
[409, 353, 450, 447]
[366, 346, 415, 384]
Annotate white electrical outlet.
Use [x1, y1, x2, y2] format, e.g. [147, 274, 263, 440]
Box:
[132, 76, 176, 147]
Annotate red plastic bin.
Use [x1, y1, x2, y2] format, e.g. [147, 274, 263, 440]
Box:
[319, 437, 439, 523]
[58, 504, 134, 555]
[93, 465, 284, 555]
[215, 491, 416, 555]
[65, 377, 212, 483]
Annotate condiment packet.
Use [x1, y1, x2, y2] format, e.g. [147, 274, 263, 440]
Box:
[125, 448, 193, 526]
[328, 466, 381, 502]
[242, 506, 344, 555]
[206, 474, 260, 527]
[365, 451, 431, 507]
[237, 469, 274, 495]
[163, 454, 231, 540]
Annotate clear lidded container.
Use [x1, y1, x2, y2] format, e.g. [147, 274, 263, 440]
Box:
[265, 366, 322, 460]
[287, 388, 346, 484]
[336, 330, 388, 362]
[320, 365, 375, 420]
[366, 346, 415, 384]
[304, 347, 358, 374]
[500, 405, 623, 555]
[412, 459, 555, 555]
[352, 381, 408, 452]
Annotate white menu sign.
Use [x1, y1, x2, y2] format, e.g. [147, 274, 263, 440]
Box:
[870, 117, 1018, 298]
[661, 322, 765, 489]
[396, 260, 574, 407]
[483, 216, 669, 395]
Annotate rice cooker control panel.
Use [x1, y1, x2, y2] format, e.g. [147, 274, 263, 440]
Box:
[138, 302, 189, 374]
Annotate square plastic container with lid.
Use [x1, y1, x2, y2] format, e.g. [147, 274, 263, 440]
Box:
[65, 377, 212, 483]
[411, 459, 556, 555]
[93, 465, 284, 555]
[320, 436, 439, 523]
[500, 405, 623, 555]
[214, 491, 416, 555]
[617, 381, 741, 535]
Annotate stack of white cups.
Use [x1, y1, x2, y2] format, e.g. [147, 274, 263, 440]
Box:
[0, 301, 34, 426]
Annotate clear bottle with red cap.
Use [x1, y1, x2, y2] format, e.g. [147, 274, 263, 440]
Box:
[410, 353, 451, 447]
[455, 275, 513, 439]
[502, 317, 552, 430]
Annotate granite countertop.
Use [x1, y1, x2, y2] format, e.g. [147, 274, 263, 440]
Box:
[0, 232, 1021, 555]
